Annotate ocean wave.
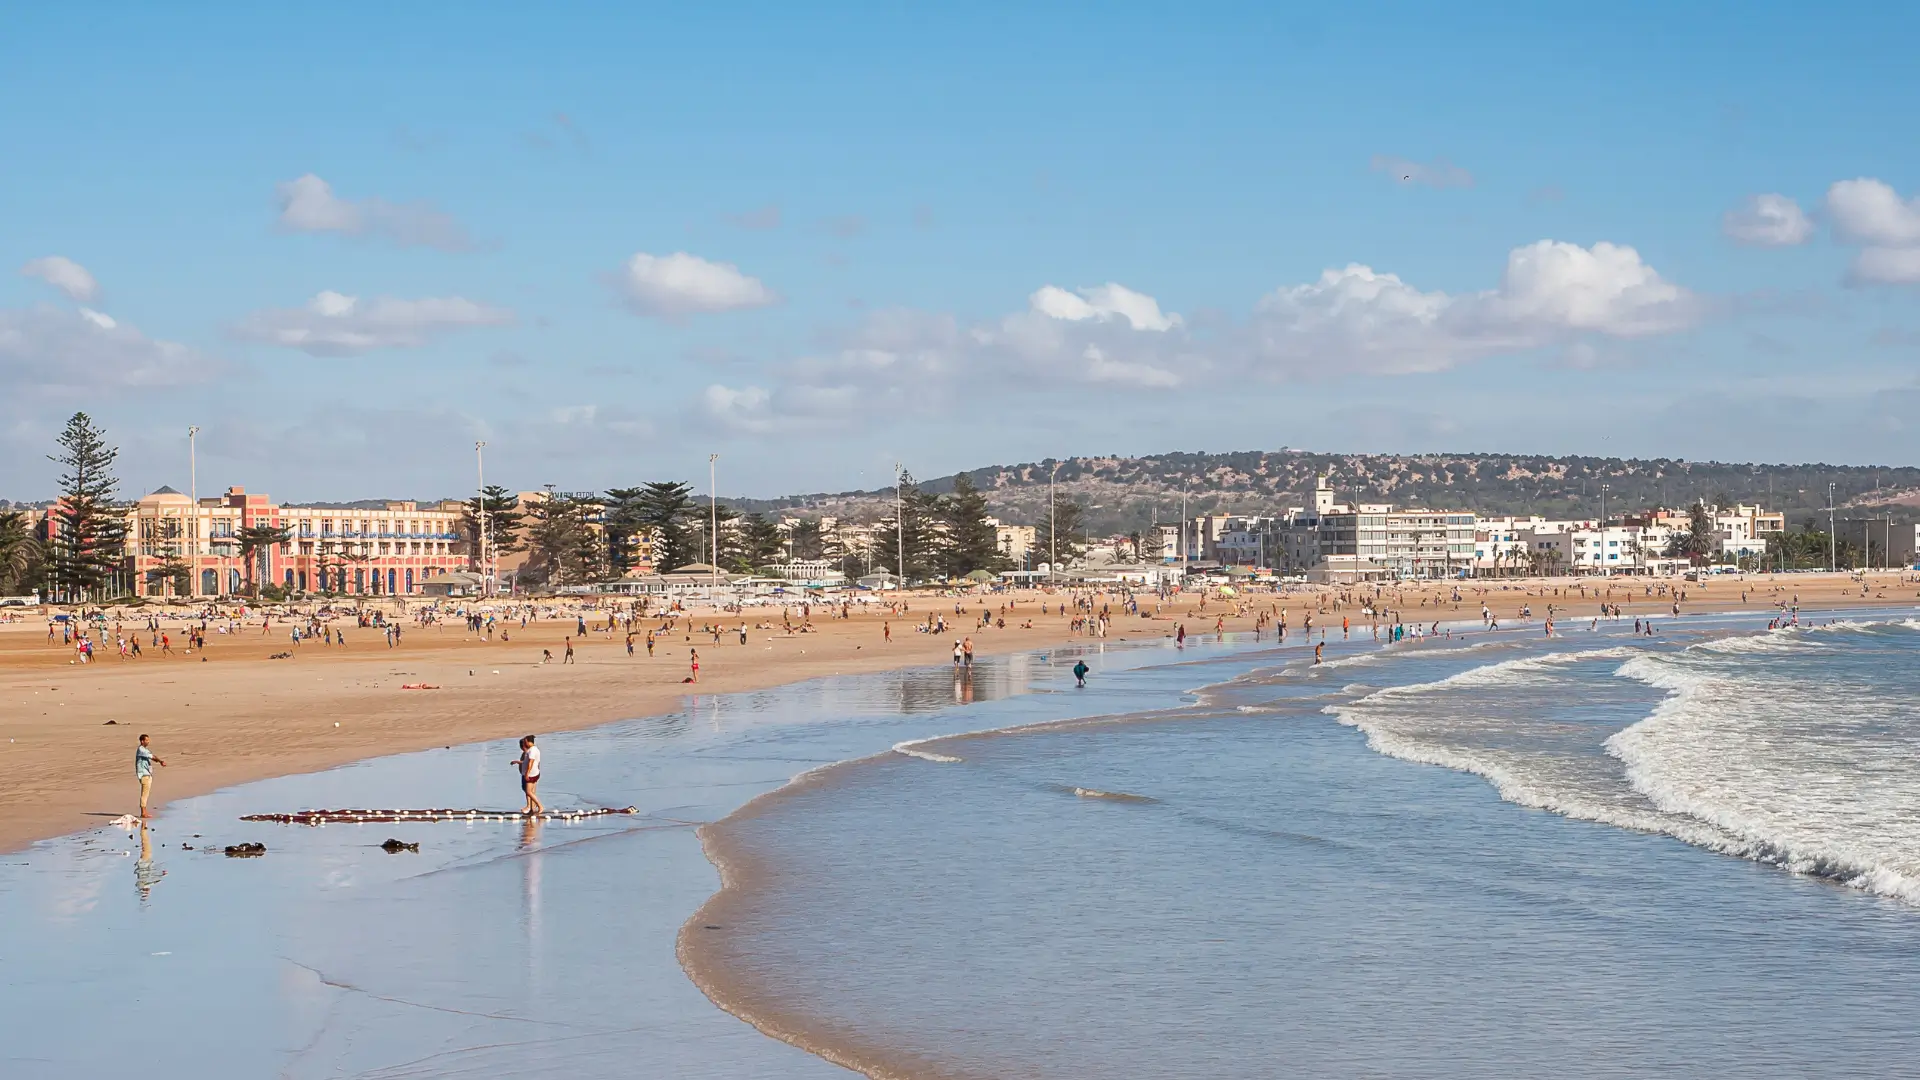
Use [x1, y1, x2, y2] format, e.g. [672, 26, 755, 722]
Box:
[1609, 649, 1920, 906]
[1070, 787, 1158, 803]
[1357, 646, 1637, 702]
[1333, 633, 1920, 907]
[891, 739, 962, 764]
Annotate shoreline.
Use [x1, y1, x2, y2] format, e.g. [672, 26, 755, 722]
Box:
[0, 598, 1139, 854]
[668, 605, 1911, 1079]
[674, 635, 1256, 1080]
[4, 572, 1908, 854]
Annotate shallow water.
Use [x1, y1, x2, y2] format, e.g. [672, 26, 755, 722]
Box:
[0, 640, 1222, 1079]
[704, 612, 1920, 1079]
[11, 612, 1920, 1079]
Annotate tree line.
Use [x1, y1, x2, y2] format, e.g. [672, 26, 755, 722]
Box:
[476, 471, 1077, 586]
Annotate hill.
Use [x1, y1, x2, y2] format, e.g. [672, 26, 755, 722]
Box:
[727, 450, 1920, 535]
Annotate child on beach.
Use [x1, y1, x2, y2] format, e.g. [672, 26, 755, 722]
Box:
[513, 735, 543, 814]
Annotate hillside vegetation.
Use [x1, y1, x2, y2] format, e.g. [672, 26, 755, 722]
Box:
[730, 450, 1920, 534]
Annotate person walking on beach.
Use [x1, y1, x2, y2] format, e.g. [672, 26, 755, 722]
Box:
[563, 637, 575, 664]
[513, 735, 543, 815]
[690, 648, 700, 682]
[136, 734, 166, 818]
[952, 640, 964, 667]
[1073, 659, 1089, 687]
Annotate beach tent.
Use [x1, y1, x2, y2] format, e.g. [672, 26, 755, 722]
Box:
[963, 569, 995, 582]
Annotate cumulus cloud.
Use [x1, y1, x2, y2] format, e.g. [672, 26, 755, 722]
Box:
[1722, 193, 1814, 247]
[20, 256, 100, 302]
[1370, 154, 1475, 189]
[275, 174, 471, 251]
[0, 304, 217, 392]
[231, 291, 513, 356]
[610, 251, 778, 317]
[1827, 178, 1920, 285]
[697, 239, 1700, 434]
[704, 384, 777, 433]
[1029, 283, 1181, 331]
[1251, 240, 1695, 373]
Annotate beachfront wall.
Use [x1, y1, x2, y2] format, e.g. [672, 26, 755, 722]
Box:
[124, 486, 470, 599]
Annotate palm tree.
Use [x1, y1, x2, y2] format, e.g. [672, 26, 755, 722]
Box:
[237, 523, 293, 596]
[0, 510, 42, 595]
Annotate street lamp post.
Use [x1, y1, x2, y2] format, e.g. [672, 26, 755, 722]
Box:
[1829, 482, 1837, 572]
[1599, 483, 1610, 577]
[1049, 462, 1062, 578]
[710, 453, 720, 598]
[1167, 488, 1182, 568]
[475, 441, 490, 597]
[186, 425, 202, 600]
[895, 461, 905, 585]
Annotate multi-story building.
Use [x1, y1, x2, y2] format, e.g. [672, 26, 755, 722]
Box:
[990, 519, 1036, 565]
[1837, 518, 1920, 568]
[1272, 475, 1476, 581]
[125, 486, 469, 598]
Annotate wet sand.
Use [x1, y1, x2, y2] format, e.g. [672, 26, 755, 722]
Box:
[4, 571, 1903, 853]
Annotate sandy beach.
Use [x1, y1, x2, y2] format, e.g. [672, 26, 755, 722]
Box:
[4, 571, 1910, 854]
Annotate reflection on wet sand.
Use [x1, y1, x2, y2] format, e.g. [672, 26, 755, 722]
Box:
[521, 815, 544, 994]
[134, 825, 164, 900]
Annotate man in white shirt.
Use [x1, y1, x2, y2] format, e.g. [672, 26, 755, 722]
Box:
[136, 734, 167, 818]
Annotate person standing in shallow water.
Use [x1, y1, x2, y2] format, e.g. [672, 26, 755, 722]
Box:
[1073, 659, 1089, 687]
[513, 735, 543, 815]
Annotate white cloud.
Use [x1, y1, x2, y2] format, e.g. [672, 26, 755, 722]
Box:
[231, 291, 513, 356]
[275, 173, 471, 251]
[0, 304, 217, 391]
[1081, 344, 1180, 387]
[1849, 246, 1920, 285]
[1370, 154, 1475, 189]
[1827, 178, 1920, 285]
[20, 256, 100, 302]
[1478, 240, 1693, 337]
[611, 251, 778, 317]
[704, 384, 776, 432]
[700, 239, 1701, 434]
[1253, 240, 1695, 373]
[1827, 179, 1920, 246]
[1030, 283, 1180, 331]
[1722, 193, 1814, 246]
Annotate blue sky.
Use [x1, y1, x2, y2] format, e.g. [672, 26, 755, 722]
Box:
[5, 2, 1920, 502]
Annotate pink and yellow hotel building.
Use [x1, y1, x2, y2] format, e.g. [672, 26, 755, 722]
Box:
[127, 486, 471, 598]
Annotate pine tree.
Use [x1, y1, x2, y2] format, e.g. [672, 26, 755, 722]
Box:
[735, 513, 786, 571]
[934, 473, 1006, 577]
[1033, 496, 1086, 569]
[619, 481, 699, 571]
[523, 492, 595, 585]
[48, 412, 128, 601]
[698, 502, 740, 569]
[873, 470, 938, 581]
[466, 485, 525, 564]
[787, 518, 828, 561]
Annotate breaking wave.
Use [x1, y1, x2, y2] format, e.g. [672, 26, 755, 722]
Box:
[1334, 626, 1920, 907]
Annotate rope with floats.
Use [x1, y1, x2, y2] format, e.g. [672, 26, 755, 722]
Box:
[240, 806, 640, 825]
